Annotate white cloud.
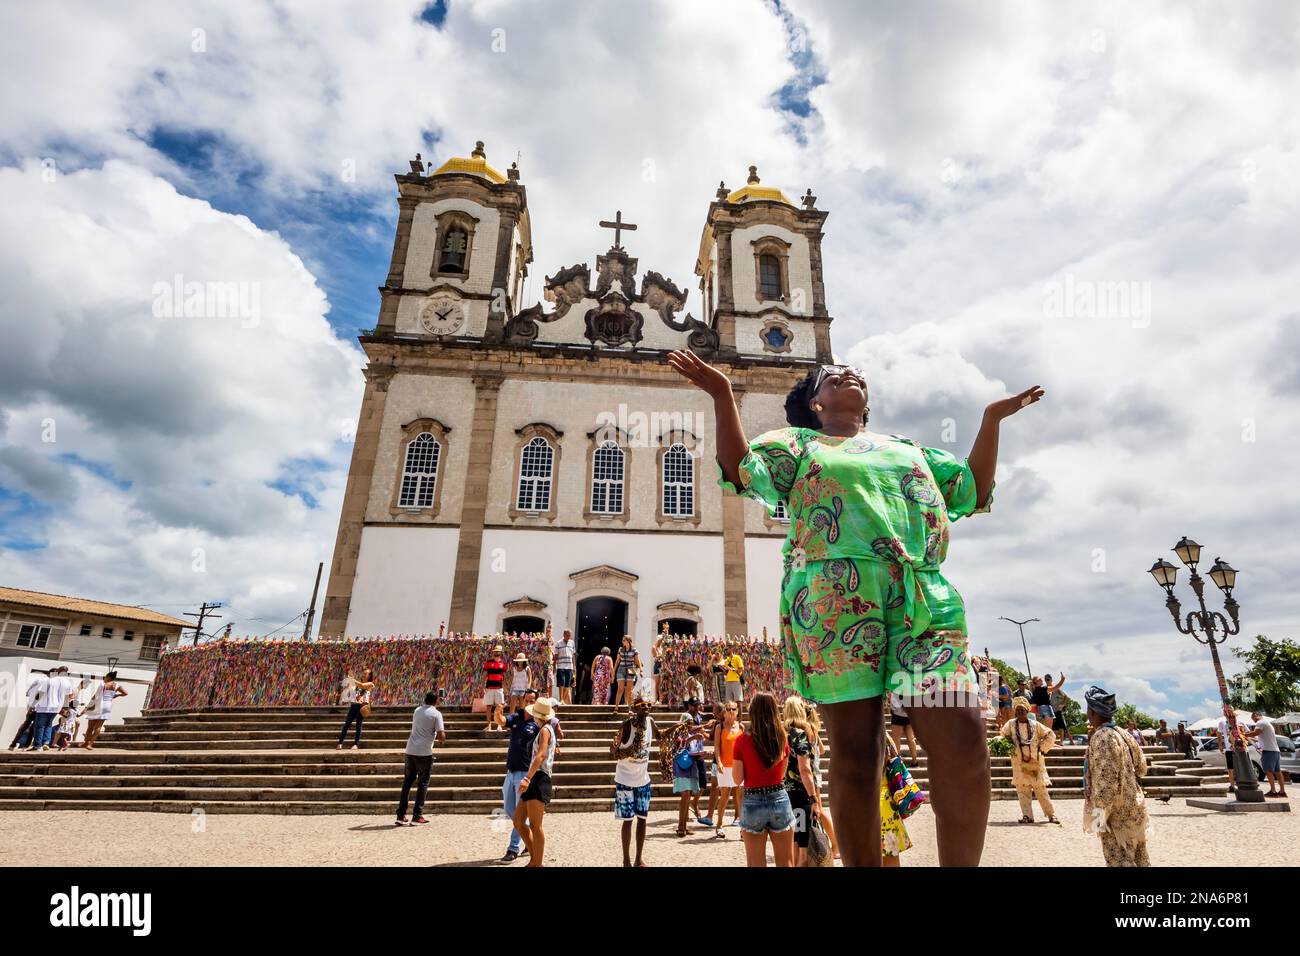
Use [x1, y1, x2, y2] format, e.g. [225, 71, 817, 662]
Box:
[0, 160, 362, 628]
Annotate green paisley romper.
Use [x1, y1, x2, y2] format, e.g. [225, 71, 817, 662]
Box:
[719, 428, 990, 705]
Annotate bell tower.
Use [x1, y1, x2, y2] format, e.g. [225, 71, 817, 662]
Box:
[376, 141, 533, 344]
[695, 165, 831, 362]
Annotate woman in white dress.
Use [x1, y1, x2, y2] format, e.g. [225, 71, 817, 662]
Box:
[82, 671, 127, 750]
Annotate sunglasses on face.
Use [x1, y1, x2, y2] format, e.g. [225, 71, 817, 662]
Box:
[811, 364, 866, 395]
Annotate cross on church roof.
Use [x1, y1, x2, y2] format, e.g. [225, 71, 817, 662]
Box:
[598, 210, 638, 250]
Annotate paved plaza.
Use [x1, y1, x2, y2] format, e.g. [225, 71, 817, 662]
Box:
[3, 798, 1294, 868]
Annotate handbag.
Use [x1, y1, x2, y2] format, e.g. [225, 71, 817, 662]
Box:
[885, 741, 926, 818]
[673, 748, 696, 776]
[803, 814, 834, 867]
[359, 702, 372, 718]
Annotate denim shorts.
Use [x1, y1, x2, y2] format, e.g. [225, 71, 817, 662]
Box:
[555, 669, 574, 688]
[739, 787, 794, 834]
[1261, 750, 1282, 773]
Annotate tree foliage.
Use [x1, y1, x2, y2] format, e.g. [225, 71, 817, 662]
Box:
[1228, 635, 1300, 714]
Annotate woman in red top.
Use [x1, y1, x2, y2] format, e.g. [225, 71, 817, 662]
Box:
[732, 691, 794, 867]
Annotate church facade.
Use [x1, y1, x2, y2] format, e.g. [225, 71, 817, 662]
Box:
[321, 142, 836, 673]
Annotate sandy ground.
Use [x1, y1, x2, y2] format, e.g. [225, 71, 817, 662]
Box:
[1, 798, 1296, 867]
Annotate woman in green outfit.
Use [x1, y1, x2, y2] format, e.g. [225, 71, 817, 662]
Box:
[668, 349, 1044, 866]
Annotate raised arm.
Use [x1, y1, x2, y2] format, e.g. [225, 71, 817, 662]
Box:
[667, 350, 748, 489]
[967, 385, 1045, 508]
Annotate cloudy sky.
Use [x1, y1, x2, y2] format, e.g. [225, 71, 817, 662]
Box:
[1, 0, 1296, 718]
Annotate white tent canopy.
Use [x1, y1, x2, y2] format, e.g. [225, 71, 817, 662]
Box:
[1186, 710, 1261, 732]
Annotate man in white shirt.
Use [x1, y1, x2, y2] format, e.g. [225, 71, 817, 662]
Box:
[396, 692, 446, 825]
[1247, 712, 1287, 798]
[553, 627, 576, 705]
[31, 666, 79, 751]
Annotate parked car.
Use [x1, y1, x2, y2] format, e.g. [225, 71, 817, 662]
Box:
[1196, 733, 1300, 781]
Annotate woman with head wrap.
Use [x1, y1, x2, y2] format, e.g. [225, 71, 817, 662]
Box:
[999, 696, 1060, 824]
[1082, 685, 1150, 867]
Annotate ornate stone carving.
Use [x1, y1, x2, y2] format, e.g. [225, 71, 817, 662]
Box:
[595, 248, 638, 297]
[584, 293, 643, 347]
[641, 271, 720, 352]
[503, 263, 590, 343]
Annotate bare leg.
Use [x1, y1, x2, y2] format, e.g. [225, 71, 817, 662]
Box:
[524, 802, 546, 867]
[821, 698, 885, 867]
[634, 817, 647, 865]
[513, 801, 533, 857]
[742, 831, 768, 867]
[906, 704, 990, 866]
[882, 853, 901, 867]
[905, 725, 919, 761]
[771, 829, 795, 867]
[621, 820, 633, 866]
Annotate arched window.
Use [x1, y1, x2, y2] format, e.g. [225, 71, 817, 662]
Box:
[662, 442, 694, 517]
[758, 253, 782, 300]
[440, 227, 468, 273]
[398, 432, 440, 508]
[516, 436, 554, 512]
[591, 440, 625, 514]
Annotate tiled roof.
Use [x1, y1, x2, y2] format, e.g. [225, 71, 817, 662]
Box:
[0, 587, 190, 628]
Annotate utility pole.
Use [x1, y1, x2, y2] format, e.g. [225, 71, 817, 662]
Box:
[998, 616, 1039, 677]
[301, 561, 324, 641]
[184, 602, 223, 647]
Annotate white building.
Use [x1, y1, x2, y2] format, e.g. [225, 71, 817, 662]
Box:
[322, 144, 836, 678]
[0, 587, 188, 744]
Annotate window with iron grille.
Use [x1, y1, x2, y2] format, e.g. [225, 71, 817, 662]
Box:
[17, 624, 52, 649]
[79, 624, 92, 636]
[398, 433, 440, 508]
[591, 441, 625, 514]
[516, 436, 554, 512]
[758, 254, 782, 299]
[662, 442, 694, 517]
[141, 634, 166, 661]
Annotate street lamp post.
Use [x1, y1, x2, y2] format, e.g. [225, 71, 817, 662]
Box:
[1148, 536, 1261, 804]
[998, 616, 1039, 678]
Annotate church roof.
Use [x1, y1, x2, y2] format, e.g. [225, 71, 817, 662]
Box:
[726, 165, 792, 205]
[431, 141, 507, 184]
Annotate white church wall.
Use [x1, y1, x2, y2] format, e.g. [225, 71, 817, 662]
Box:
[366, 372, 476, 524]
[731, 223, 814, 316]
[403, 199, 501, 295]
[739, 390, 793, 535]
[745, 536, 786, 640]
[393, 294, 490, 339]
[486, 378, 723, 533]
[346, 525, 461, 635]
[474, 528, 725, 657]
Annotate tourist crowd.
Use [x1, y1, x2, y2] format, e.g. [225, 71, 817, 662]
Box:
[8, 667, 128, 753]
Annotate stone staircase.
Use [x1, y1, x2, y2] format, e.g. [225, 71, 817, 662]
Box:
[0, 705, 1229, 814]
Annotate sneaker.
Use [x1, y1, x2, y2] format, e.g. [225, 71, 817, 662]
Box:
[499, 850, 519, 863]
[412, 816, 429, 825]
[395, 817, 409, 826]
[1228, 784, 1236, 793]
[697, 816, 714, 827]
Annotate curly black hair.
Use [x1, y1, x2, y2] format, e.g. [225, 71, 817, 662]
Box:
[783, 369, 870, 429]
[783, 370, 822, 428]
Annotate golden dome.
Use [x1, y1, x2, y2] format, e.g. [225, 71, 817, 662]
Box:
[431, 141, 507, 184]
[725, 165, 792, 205]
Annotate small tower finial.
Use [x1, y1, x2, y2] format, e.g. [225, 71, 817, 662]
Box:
[472, 141, 486, 159]
[508, 161, 520, 182]
[716, 180, 729, 201]
[802, 187, 817, 209]
[747, 165, 760, 184]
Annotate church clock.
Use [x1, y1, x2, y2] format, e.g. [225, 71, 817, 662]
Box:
[419, 293, 465, 336]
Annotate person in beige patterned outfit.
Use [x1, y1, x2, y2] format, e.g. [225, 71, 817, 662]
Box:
[1000, 697, 1059, 824]
[1082, 685, 1150, 867]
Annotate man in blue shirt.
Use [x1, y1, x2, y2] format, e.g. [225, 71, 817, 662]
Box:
[497, 688, 540, 862]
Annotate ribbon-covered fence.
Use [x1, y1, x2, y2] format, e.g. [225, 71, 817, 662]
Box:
[657, 634, 789, 706]
[146, 634, 552, 710]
